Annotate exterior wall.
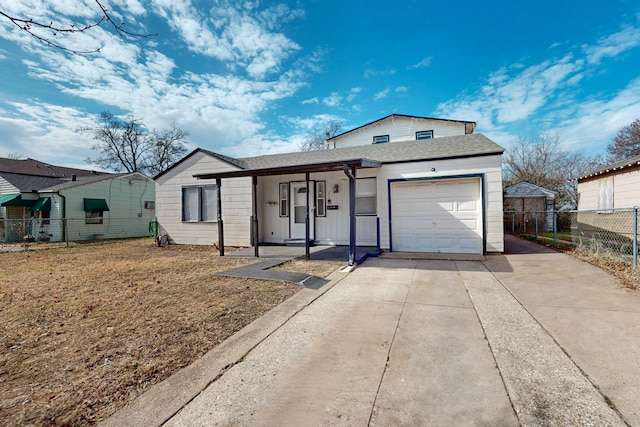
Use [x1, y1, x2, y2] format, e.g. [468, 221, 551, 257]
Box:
[331, 117, 468, 148]
[155, 152, 252, 246]
[58, 175, 155, 241]
[578, 168, 640, 210]
[0, 177, 20, 220]
[258, 154, 504, 253]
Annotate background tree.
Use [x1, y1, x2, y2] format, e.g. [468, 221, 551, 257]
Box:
[300, 120, 344, 151]
[503, 134, 604, 209]
[79, 111, 188, 176]
[606, 118, 640, 162]
[0, 0, 156, 54]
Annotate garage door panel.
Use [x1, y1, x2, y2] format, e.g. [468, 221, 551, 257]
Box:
[392, 178, 482, 254]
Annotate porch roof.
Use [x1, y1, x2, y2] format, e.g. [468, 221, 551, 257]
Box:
[194, 158, 381, 179]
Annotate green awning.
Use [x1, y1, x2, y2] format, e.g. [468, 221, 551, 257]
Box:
[84, 198, 110, 212]
[0, 193, 36, 207]
[30, 197, 51, 212]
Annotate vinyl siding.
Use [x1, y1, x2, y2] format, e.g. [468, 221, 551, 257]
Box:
[155, 151, 251, 246]
[332, 117, 468, 148]
[56, 175, 155, 241]
[578, 168, 640, 210]
[257, 154, 504, 253]
[0, 177, 20, 220]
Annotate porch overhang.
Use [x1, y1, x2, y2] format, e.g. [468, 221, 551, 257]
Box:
[193, 158, 381, 180]
[0, 193, 36, 207]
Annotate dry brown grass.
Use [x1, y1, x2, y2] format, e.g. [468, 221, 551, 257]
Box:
[0, 239, 339, 426]
[568, 248, 640, 290]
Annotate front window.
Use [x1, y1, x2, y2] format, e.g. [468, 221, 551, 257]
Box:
[355, 178, 377, 215]
[182, 186, 218, 222]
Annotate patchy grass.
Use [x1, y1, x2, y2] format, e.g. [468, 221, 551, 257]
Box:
[0, 239, 340, 426]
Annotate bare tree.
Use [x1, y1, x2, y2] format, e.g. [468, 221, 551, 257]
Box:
[6, 152, 26, 160]
[300, 120, 344, 151]
[607, 118, 640, 162]
[0, 1, 156, 54]
[503, 134, 604, 209]
[79, 111, 188, 176]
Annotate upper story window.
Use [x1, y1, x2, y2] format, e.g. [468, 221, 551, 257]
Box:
[416, 130, 434, 140]
[373, 135, 389, 144]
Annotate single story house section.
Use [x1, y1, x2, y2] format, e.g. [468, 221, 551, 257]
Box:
[0, 157, 155, 242]
[155, 115, 504, 263]
[577, 154, 640, 210]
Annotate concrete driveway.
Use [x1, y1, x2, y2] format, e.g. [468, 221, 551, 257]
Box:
[105, 236, 640, 426]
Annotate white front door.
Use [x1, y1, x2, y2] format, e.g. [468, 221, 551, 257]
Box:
[290, 181, 314, 240]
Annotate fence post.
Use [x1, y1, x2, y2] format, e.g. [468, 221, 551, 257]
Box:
[65, 218, 69, 248]
[633, 206, 638, 269]
[511, 213, 515, 234]
[535, 213, 539, 238]
[553, 210, 557, 247]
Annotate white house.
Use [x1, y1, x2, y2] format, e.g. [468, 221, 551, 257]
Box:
[0, 158, 155, 242]
[155, 115, 504, 263]
[577, 154, 640, 210]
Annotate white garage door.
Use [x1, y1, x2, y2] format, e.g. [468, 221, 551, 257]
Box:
[392, 178, 483, 254]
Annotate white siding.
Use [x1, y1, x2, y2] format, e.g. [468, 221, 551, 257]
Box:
[57, 175, 155, 241]
[0, 177, 20, 220]
[257, 154, 504, 253]
[332, 117, 468, 148]
[578, 168, 640, 210]
[155, 152, 252, 246]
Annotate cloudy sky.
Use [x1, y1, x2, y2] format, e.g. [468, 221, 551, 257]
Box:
[0, 0, 639, 169]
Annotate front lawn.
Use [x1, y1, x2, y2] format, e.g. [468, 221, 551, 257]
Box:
[0, 239, 339, 425]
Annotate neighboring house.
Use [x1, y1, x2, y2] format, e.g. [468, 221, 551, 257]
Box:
[156, 115, 505, 261]
[0, 158, 155, 242]
[577, 154, 640, 210]
[504, 181, 557, 232]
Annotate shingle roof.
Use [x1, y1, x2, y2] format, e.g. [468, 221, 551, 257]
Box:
[0, 157, 108, 178]
[153, 148, 247, 180]
[578, 154, 640, 180]
[193, 133, 503, 180]
[328, 114, 477, 141]
[0, 172, 66, 192]
[239, 133, 502, 170]
[504, 181, 557, 198]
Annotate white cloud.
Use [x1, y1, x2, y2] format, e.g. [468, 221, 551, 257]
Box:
[395, 86, 408, 93]
[363, 67, 397, 78]
[346, 87, 361, 102]
[583, 23, 640, 64]
[302, 97, 318, 105]
[408, 56, 432, 69]
[373, 88, 390, 101]
[323, 92, 342, 107]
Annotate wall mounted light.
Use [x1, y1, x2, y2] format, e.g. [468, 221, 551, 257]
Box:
[431, 168, 436, 172]
[333, 184, 339, 193]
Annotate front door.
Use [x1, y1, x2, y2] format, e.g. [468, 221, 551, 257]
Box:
[290, 181, 314, 240]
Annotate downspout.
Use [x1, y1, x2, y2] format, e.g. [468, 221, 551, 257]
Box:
[58, 192, 67, 247]
[343, 164, 356, 267]
[216, 178, 224, 256]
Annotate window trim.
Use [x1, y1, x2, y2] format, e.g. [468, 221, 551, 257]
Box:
[355, 177, 377, 216]
[316, 181, 326, 217]
[373, 135, 389, 144]
[416, 130, 434, 140]
[279, 182, 289, 217]
[182, 185, 219, 223]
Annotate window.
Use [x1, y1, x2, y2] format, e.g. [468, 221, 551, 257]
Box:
[84, 198, 109, 224]
[416, 130, 433, 140]
[182, 186, 218, 222]
[85, 211, 103, 224]
[41, 210, 50, 225]
[316, 181, 326, 217]
[598, 177, 614, 212]
[355, 178, 377, 215]
[144, 201, 155, 209]
[279, 183, 289, 217]
[373, 135, 389, 144]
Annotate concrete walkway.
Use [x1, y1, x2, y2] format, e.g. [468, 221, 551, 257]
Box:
[104, 236, 640, 426]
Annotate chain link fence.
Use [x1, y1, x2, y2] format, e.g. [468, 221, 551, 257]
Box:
[0, 217, 154, 251]
[505, 208, 639, 268]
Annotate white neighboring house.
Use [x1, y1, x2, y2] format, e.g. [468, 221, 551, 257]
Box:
[577, 154, 640, 210]
[0, 158, 155, 242]
[155, 114, 504, 260]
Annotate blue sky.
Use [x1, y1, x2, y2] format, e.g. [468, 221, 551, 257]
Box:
[0, 1, 639, 169]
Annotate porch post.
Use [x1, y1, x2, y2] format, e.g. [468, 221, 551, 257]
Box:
[252, 176, 259, 258]
[343, 164, 357, 266]
[305, 172, 310, 260]
[216, 178, 224, 256]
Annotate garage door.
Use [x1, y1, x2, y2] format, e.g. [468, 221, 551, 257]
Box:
[391, 178, 483, 254]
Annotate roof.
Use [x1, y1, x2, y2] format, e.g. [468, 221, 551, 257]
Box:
[0, 171, 150, 193]
[41, 172, 151, 192]
[0, 157, 107, 178]
[195, 133, 503, 179]
[327, 114, 477, 141]
[504, 181, 557, 198]
[153, 148, 247, 180]
[577, 154, 640, 181]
